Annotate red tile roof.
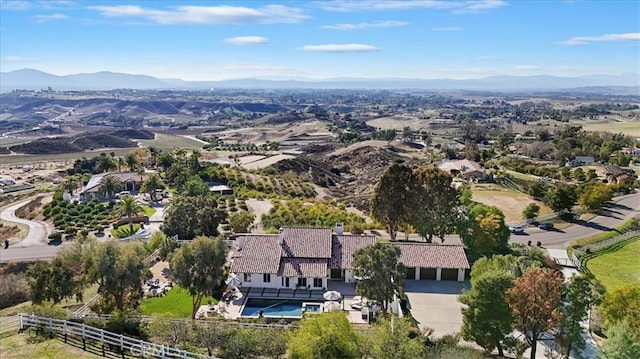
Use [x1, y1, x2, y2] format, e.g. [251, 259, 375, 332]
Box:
[231, 235, 281, 274]
[331, 235, 377, 270]
[278, 258, 328, 278]
[281, 227, 332, 258]
[395, 243, 470, 269]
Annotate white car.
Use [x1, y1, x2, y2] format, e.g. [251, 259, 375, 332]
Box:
[115, 191, 130, 198]
[509, 225, 525, 234]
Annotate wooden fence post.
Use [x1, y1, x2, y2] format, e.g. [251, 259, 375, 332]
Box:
[63, 320, 67, 343]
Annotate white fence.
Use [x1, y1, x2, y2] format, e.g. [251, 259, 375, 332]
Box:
[511, 210, 568, 227]
[69, 313, 298, 330]
[571, 230, 640, 270]
[18, 313, 216, 359]
[0, 315, 20, 335]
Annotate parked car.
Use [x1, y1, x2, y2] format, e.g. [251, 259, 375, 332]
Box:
[115, 191, 130, 198]
[509, 225, 525, 234]
[538, 222, 554, 230]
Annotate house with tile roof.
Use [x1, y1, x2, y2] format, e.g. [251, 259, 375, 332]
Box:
[438, 159, 485, 181]
[230, 226, 470, 290]
[79, 171, 150, 200]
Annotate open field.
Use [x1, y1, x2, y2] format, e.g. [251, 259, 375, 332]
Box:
[367, 116, 426, 130]
[587, 237, 640, 290]
[138, 133, 204, 150]
[0, 149, 135, 166]
[579, 121, 640, 136]
[471, 185, 552, 223]
[0, 333, 100, 359]
[241, 154, 295, 170]
[140, 286, 218, 317]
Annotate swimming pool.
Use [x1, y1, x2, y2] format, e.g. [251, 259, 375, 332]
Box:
[241, 298, 322, 318]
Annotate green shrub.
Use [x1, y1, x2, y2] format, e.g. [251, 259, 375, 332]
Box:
[48, 232, 62, 241]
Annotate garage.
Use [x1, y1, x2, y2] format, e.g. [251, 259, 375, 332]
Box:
[441, 268, 459, 281]
[395, 243, 470, 282]
[420, 268, 437, 280]
[406, 267, 416, 280]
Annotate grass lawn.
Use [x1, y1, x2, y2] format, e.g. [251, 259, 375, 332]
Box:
[140, 286, 219, 317]
[110, 223, 141, 238]
[0, 333, 100, 359]
[587, 237, 640, 291]
[141, 205, 156, 217]
[568, 217, 640, 256]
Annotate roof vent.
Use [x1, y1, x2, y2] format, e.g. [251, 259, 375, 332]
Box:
[336, 222, 344, 235]
[278, 227, 284, 244]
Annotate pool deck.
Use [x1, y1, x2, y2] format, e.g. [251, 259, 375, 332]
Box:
[200, 281, 367, 324]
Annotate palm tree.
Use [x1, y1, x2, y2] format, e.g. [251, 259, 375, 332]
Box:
[117, 157, 126, 173]
[148, 146, 161, 168]
[125, 153, 138, 172]
[96, 154, 116, 173]
[141, 174, 165, 202]
[113, 195, 145, 234]
[98, 175, 123, 201]
[61, 176, 78, 195]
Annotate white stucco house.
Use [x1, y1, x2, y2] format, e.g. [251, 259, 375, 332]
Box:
[230, 226, 470, 290]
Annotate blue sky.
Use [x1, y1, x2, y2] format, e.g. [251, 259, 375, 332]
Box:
[1, 0, 638, 80]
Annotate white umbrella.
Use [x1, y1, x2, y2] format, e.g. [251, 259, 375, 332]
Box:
[323, 290, 342, 301]
[323, 301, 341, 312]
[225, 275, 241, 287]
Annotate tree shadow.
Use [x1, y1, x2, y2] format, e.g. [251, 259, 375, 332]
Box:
[571, 220, 615, 232]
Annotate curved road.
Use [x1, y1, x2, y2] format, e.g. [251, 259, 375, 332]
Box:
[0, 199, 49, 247]
[0, 193, 638, 263]
[509, 192, 639, 249]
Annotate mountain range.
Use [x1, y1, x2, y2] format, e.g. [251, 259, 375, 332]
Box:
[1, 68, 639, 92]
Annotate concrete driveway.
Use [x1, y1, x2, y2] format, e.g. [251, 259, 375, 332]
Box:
[404, 280, 469, 338]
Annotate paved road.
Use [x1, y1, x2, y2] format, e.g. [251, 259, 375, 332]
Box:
[0, 199, 49, 247]
[509, 192, 639, 249]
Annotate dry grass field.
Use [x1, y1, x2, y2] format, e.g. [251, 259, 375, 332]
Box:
[0, 334, 101, 359]
[471, 185, 552, 223]
[138, 133, 204, 150]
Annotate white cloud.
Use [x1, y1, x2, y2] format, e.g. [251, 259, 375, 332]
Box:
[558, 32, 640, 45]
[323, 20, 408, 30]
[1, 56, 40, 62]
[0, 0, 31, 11]
[318, 0, 506, 14]
[432, 26, 462, 32]
[88, 4, 309, 25]
[224, 36, 269, 46]
[298, 43, 381, 52]
[515, 64, 542, 71]
[34, 13, 69, 23]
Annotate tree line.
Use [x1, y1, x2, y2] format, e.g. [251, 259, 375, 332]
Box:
[370, 163, 510, 255]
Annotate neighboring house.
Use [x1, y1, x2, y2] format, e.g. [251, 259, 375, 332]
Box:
[569, 156, 596, 166]
[79, 172, 149, 200]
[603, 165, 638, 185]
[209, 182, 233, 195]
[621, 147, 640, 156]
[230, 225, 470, 290]
[438, 159, 485, 180]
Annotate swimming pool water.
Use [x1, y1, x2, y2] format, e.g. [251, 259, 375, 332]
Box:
[241, 298, 319, 318]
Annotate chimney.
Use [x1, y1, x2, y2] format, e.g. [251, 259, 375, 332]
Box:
[336, 222, 344, 235]
[237, 235, 246, 250]
[278, 227, 285, 244]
